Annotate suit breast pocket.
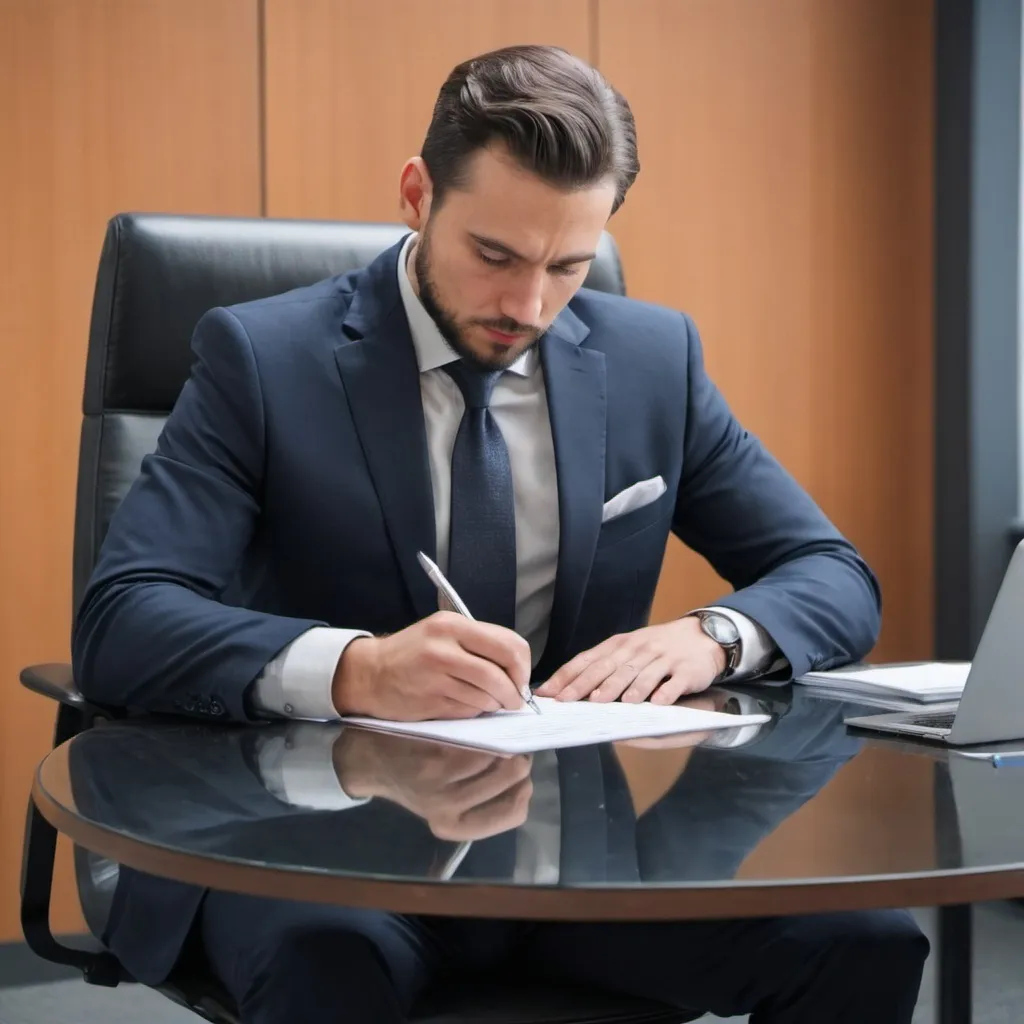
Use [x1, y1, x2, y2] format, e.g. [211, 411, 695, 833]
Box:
[596, 492, 672, 549]
[576, 504, 672, 645]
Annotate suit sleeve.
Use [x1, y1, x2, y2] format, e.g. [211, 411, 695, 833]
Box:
[671, 314, 882, 678]
[72, 307, 326, 721]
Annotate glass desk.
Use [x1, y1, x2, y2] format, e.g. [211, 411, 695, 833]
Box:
[30, 687, 1024, 1023]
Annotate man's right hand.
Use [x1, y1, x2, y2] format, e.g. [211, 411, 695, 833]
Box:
[331, 611, 531, 720]
[334, 729, 533, 841]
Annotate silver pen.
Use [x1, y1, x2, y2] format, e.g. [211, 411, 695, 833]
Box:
[416, 551, 542, 714]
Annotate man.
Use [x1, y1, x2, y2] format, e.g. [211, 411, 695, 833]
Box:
[74, 44, 928, 1024]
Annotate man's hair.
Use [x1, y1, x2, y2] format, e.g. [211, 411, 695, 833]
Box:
[421, 45, 639, 214]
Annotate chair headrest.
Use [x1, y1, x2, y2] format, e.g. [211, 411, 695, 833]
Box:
[85, 213, 626, 415]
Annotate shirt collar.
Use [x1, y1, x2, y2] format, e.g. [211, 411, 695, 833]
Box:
[396, 233, 535, 378]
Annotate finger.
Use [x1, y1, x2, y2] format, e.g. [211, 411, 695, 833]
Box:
[422, 745, 503, 785]
[431, 695, 490, 720]
[588, 654, 657, 702]
[448, 774, 534, 840]
[556, 655, 621, 702]
[439, 615, 532, 691]
[620, 658, 672, 703]
[650, 666, 714, 705]
[442, 650, 525, 712]
[535, 635, 625, 696]
[445, 753, 533, 817]
[433, 676, 505, 714]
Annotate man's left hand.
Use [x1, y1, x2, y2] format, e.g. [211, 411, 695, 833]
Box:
[535, 617, 727, 705]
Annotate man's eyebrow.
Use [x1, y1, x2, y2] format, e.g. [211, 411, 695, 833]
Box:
[469, 233, 597, 265]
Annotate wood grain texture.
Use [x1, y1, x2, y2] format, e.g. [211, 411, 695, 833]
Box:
[263, 0, 592, 219]
[0, 0, 261, 941]
[597, 0, 934, 663]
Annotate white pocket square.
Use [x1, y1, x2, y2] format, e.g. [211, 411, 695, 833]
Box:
[601, 475, 667, 524]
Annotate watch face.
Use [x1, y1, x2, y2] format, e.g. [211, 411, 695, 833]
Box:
[704, 614, 740, 646]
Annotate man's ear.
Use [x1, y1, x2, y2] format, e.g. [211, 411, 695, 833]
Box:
[399, 157, 433, 231]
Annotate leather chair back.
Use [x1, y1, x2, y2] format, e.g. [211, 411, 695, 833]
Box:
[72, 212, 626, 938]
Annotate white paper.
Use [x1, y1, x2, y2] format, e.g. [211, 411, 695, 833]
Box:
[341, 696, 770, 755]
[797, 661, 970, 701]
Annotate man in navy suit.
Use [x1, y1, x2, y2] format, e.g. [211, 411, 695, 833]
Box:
[74, 44, 928, 1024]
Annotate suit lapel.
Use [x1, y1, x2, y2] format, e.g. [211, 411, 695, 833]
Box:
[333, 243, 437, 621]
[537, 310, 606, 676]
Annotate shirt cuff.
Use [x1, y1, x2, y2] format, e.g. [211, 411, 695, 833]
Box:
[251, 627, 371, 721]
[254, 724, 370, 810]
[697, 691, 769, 748]
[698, 607, 785, 679]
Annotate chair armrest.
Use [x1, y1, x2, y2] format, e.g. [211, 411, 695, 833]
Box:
[20, 663, 86, 707]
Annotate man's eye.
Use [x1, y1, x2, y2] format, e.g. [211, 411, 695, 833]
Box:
[549, 265, 582, 278]
[479, 251, 508, 267]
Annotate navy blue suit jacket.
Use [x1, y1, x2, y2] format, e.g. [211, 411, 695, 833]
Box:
[73, 239, 880, 721]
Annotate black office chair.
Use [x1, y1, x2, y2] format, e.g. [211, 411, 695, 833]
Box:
[19, 213, 694, 1024]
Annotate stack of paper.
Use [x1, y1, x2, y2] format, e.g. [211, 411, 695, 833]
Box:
[342, 696, 770, 755]
[797, 661, 970, 705]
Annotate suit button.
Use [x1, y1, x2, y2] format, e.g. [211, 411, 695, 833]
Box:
[283, 703, 294, 715]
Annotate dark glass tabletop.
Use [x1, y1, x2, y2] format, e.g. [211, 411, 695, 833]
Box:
[33, 686, 1024, 920]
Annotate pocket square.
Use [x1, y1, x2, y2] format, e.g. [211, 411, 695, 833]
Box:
[601, 475, 667, 524]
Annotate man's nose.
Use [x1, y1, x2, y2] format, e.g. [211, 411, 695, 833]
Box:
[499, 271, 545, 328]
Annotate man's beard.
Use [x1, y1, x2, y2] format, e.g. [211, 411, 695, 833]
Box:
[414, 231, 540, 372]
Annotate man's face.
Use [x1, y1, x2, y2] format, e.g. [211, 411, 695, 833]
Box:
[403, 145, 617, 371]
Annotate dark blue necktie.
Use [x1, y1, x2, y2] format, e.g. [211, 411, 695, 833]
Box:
[443, 360, 517, 630]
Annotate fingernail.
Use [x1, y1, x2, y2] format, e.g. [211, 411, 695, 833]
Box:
[624, 689, 638, 701]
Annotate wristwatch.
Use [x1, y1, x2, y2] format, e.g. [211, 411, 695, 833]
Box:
[689, 609, 742, 679]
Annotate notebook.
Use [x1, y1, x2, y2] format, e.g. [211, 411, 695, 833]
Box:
[797, 661, 970, 704]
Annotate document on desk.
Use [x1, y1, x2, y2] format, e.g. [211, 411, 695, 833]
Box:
[341, 697, 770, 755]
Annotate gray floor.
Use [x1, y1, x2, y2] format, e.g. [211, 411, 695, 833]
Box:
[1, 903, 1021, 1023]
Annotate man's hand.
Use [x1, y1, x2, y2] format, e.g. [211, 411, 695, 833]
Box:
[536, 617, 726, 705]
[332, 612, 530, 720]
[335, 729, 533, 841]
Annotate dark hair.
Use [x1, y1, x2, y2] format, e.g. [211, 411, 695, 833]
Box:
[421, 45, 639, 214]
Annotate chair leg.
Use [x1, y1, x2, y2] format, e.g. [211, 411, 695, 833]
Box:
[20, 796, 121, 986]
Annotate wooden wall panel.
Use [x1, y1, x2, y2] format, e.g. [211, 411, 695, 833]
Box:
[0, 0, 260, 942]
[264, 0, 592, 220]
[599, 0, 934, 663]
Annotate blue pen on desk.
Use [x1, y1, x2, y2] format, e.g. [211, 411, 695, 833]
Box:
[992, 754, 1024, 767]
[953, 749, 1024, 766]
[415, 551, 542, 715]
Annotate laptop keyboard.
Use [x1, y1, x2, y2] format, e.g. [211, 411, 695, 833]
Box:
[907, 711, 957, 729]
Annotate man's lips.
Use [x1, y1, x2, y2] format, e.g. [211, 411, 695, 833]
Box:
[482, 326, 523, 344]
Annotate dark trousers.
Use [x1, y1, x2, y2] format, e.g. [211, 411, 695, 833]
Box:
[200, 889, 929, 1024]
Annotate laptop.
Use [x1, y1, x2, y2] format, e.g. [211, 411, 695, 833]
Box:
[844, 539, 1024, 746]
